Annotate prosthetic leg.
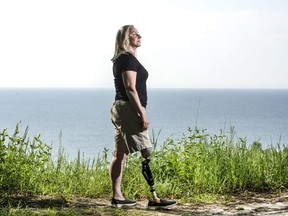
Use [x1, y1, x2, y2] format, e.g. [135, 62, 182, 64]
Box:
[142, 157, 177, 209]
[142, 158, 160, 202]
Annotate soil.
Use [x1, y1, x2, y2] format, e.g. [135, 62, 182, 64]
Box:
[3, 191, 288, 215]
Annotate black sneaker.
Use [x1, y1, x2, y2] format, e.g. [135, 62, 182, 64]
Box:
[148, 198, 176, 210]
[111, 198, 136, 208]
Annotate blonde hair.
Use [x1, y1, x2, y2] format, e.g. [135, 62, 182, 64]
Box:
[111, 25, 134, 62]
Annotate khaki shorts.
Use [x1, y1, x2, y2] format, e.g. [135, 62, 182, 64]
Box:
[110, 100, 153, 157]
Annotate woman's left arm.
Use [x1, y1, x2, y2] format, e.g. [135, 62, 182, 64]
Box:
[122, 70, 149, 131]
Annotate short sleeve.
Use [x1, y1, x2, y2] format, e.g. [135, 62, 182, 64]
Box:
[117, 53, 138, 73]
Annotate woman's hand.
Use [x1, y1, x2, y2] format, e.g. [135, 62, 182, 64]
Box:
[140, 109, 149, 131]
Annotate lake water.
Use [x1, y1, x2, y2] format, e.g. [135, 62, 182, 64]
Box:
[0, 88, 287, 159]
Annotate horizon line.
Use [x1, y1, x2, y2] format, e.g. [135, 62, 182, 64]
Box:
[1, 87, 288, 90]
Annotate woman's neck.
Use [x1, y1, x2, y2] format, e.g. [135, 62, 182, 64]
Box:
[129, 46, 137, 55]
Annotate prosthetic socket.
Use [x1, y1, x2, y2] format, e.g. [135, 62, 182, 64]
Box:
[142, 158, 159, 200]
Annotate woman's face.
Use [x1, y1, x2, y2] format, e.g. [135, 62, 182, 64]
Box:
[129, 27, 142, 48]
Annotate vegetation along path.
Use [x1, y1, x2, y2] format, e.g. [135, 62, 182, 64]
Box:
[2, 125, 288, 215]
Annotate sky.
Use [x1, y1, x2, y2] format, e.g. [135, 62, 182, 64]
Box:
[0, 0, 288, 89]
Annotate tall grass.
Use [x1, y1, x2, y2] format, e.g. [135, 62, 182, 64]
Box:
[0, 124, 110, 198]
[149, 127, 288, 199]
[1, 124, 288, 202]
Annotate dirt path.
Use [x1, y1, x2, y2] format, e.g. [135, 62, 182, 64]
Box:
[69, 191, 288, 215]
[4, 191, 288, 215]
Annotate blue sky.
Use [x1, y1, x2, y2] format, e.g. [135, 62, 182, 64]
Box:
[0, 0, 287, 88]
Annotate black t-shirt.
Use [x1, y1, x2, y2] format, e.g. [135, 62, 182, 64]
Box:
[113, 52, 149, 107]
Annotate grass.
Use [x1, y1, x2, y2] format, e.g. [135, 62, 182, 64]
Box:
[151, 127, 288, 198]
[1, 124, 288, 215]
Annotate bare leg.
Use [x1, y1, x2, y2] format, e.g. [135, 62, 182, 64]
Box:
[110, 151, 127, 200]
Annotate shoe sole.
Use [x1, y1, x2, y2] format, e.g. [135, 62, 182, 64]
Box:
[111, 203, 136, 208]
[147, 203, 176, 210]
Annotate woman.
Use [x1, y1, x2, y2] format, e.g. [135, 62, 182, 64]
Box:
[110, 25, 176, 209]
